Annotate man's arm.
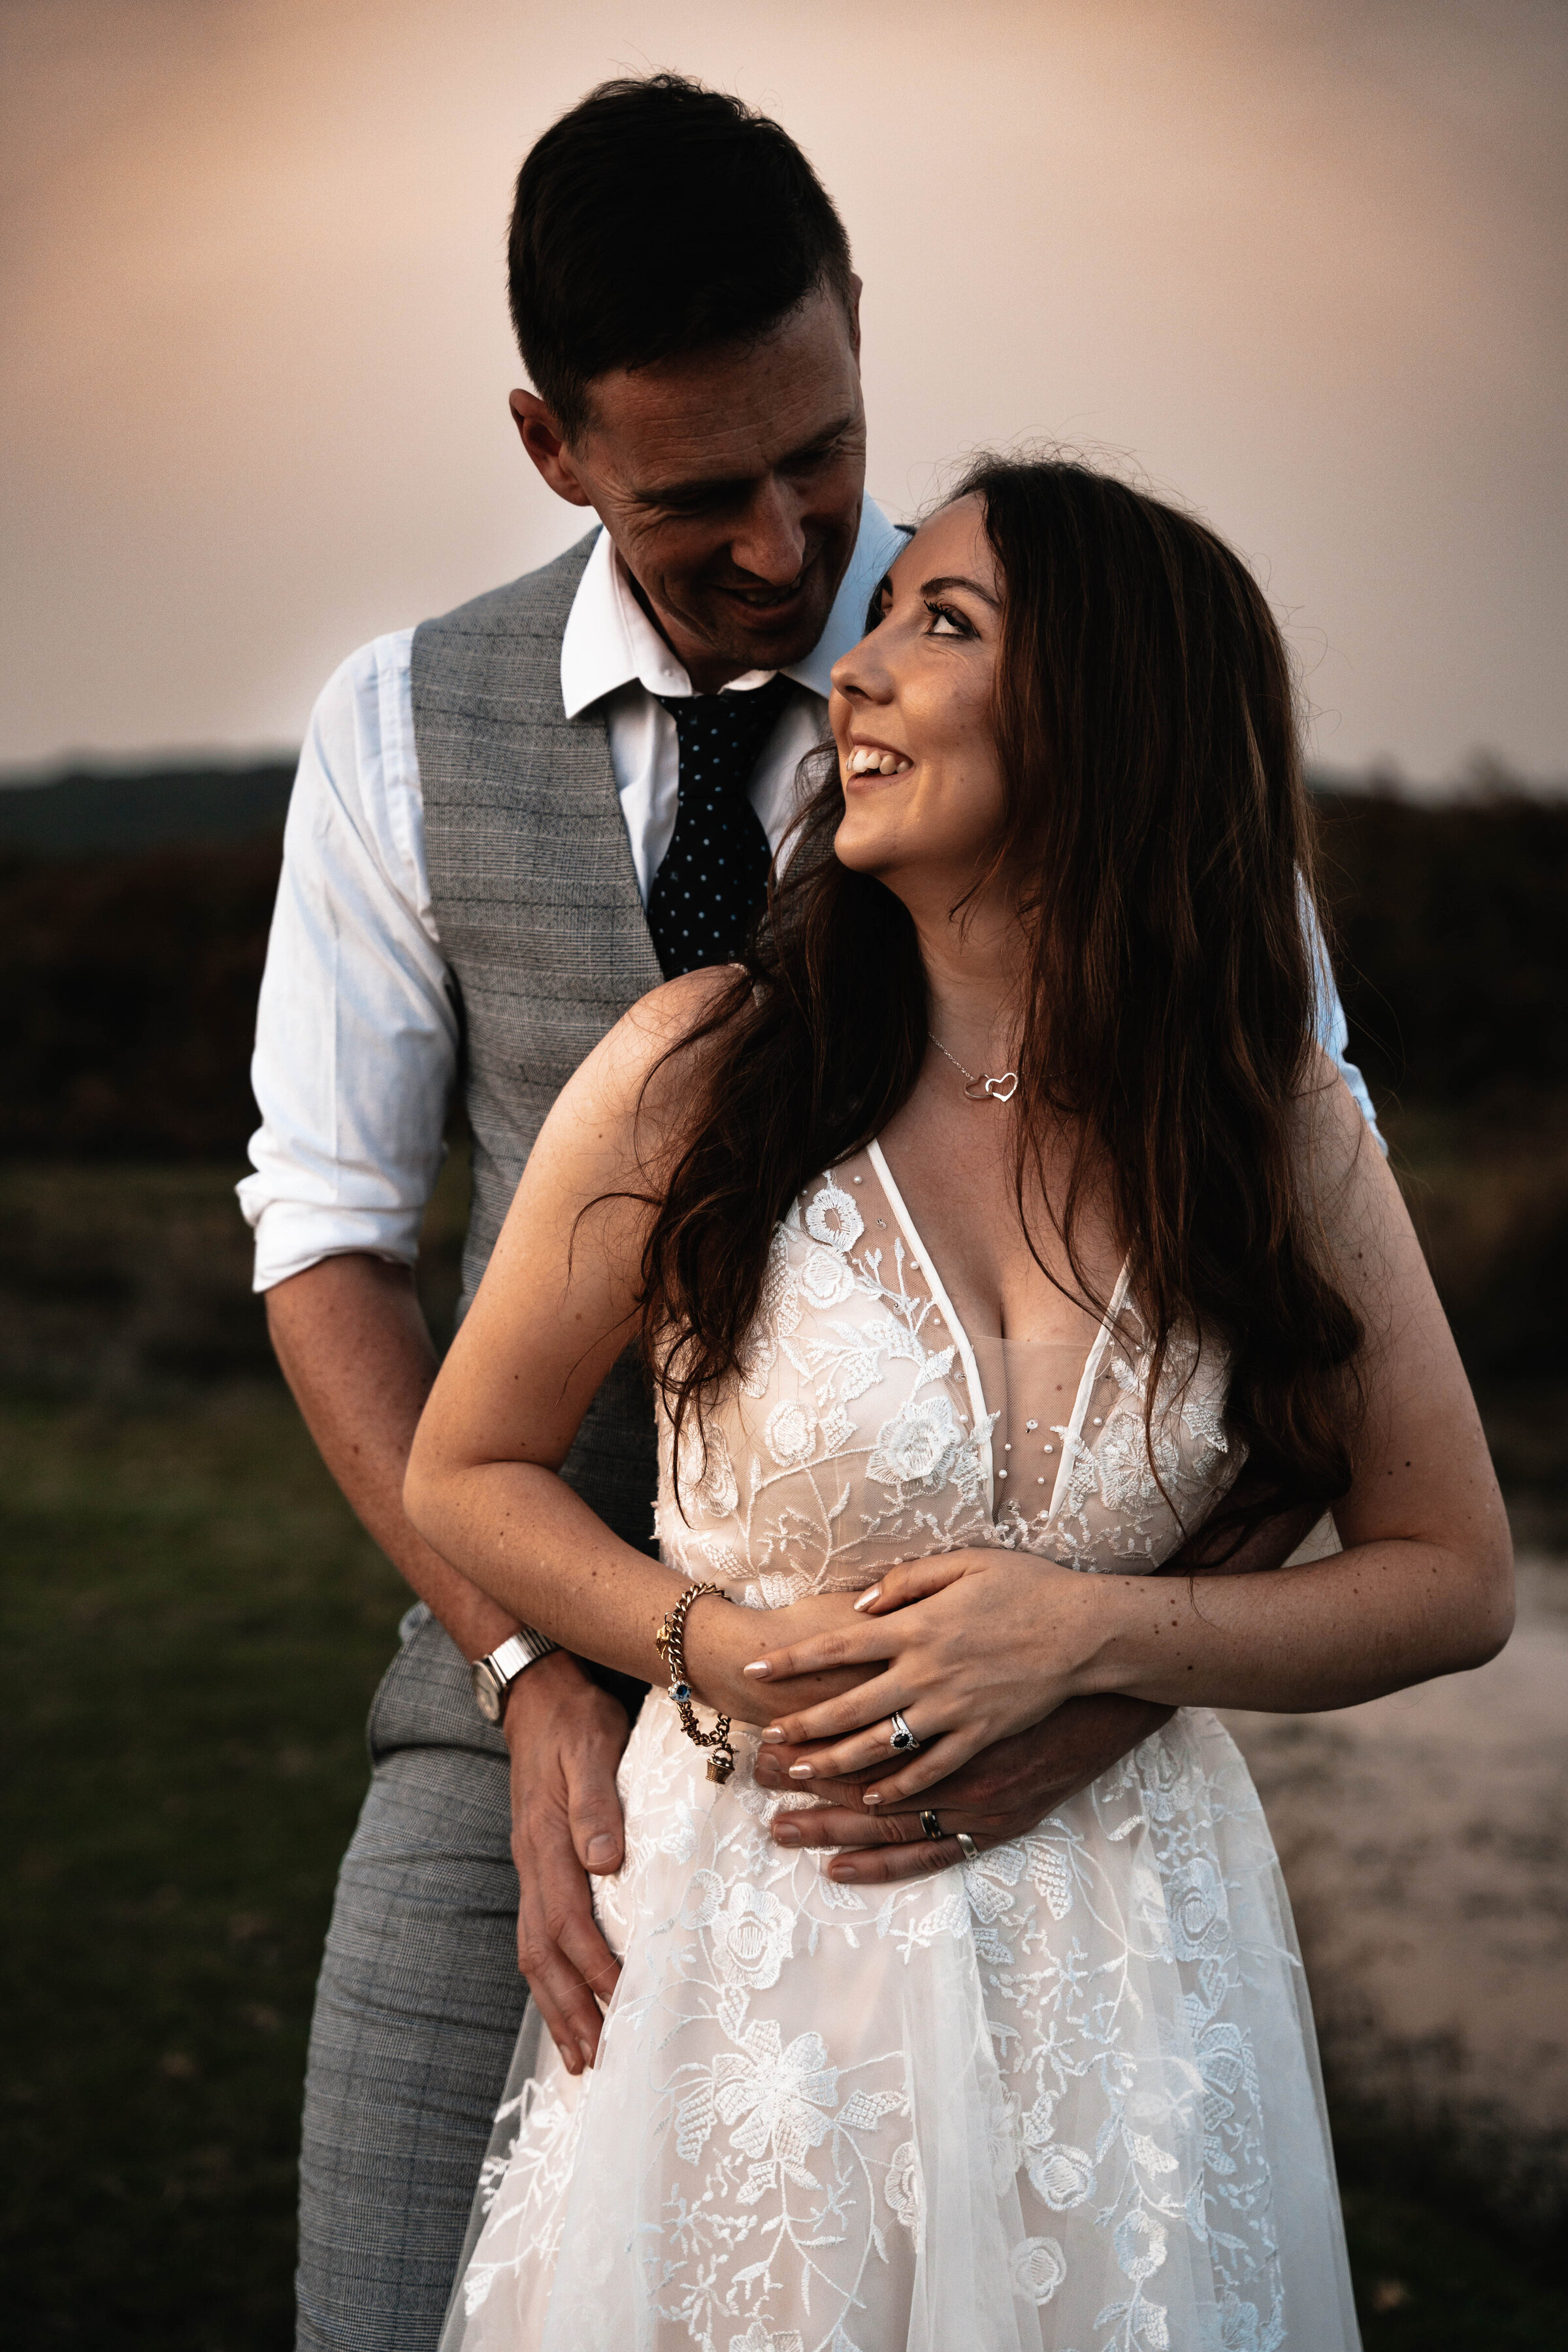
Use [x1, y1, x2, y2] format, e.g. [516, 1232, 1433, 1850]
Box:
[265, 1254, 512, 1655]
[265, 1252, 630, 2074]
[1305, 884, 1385, 1152]
[244, 647, 632, 2071]
[754, 1485, 1319, 1883]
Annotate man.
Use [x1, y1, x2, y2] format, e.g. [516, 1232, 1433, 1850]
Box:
[242, 73, 1377, 2352]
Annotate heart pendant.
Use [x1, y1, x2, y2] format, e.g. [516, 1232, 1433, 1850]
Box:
[966, 1070, 1019, 1103]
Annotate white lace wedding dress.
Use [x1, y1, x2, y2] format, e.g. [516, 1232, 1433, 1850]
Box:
[439, 1141, 1360, 2352]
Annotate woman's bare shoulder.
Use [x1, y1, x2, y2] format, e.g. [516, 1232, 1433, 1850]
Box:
[544, 965, 745, 1180]
[1295, 1042, 1383, 1217]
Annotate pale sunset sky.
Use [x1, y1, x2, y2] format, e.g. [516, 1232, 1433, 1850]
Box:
[2, 0, 1564, 785]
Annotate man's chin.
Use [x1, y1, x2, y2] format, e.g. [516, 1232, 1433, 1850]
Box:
[700, 585, 835, 672]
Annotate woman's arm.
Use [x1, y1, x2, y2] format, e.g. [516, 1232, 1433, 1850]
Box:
[745, 1065, 1514, 1805]
[402, 972, 877, 1727]
[1082, 1066, 1514, 1704]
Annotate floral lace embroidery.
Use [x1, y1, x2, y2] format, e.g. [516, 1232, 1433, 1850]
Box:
[661, 1171, 1237, 1598]
[448, 1173, 1337, 2352]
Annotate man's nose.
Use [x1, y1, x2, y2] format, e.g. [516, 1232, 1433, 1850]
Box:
[728, 478, 808, 586]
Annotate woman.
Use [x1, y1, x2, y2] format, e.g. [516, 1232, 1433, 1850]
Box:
[406, 458, 1512, 2351]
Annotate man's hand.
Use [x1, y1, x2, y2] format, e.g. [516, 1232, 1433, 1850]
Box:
[504, 1650, 632, 2072]
[753, 1693, 1171, 1882]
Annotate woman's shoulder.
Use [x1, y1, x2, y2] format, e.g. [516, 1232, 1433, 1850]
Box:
[1291, 1042, 1411, 1309]
[543, 966, 749, 1177]
[593, 965, 745, 1093]
[1294, 1043, 1384, 1209]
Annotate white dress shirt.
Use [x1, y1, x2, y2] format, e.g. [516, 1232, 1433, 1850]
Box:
[240, 500, 1380, 1292]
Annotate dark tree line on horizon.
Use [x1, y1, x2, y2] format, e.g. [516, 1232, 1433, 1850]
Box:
[2, 770, 1565, 1413]
[3, 772, 1565, 1157]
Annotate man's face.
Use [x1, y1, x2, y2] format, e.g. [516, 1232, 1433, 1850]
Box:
[513, 284, 867, 692]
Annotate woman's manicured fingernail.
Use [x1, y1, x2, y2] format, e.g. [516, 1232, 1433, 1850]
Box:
[773, 1820, 801, 1845]
[578, 2040, 596, 2070]
[759, 1725, 785, 1743]
[853, 1588, 881, 1610]
[787, 1763, 813, 1779]
[743, 1660, 770, 1676]
[863, 1789, 883, 1806]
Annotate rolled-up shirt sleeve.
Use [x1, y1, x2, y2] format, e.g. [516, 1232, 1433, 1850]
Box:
[238, 632, 459, 1292]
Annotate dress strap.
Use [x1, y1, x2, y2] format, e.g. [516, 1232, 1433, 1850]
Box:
[865, 1138, 996, 1512]
[1043, 1258, 1133, 1522]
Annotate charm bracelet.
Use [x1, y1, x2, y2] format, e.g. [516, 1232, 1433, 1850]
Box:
[655, 1580, 736, 1784]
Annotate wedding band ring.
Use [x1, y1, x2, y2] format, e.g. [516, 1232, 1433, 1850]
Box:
[888, 1711, 921, 1754]
[920, 1809, 943, 1840]
[955, 1831, 980, 1862]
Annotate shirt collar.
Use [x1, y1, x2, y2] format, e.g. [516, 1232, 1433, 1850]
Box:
[559, 497, 906, 719]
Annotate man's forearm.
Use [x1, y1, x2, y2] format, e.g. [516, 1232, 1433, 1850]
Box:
[265, 1252, 521, 1662]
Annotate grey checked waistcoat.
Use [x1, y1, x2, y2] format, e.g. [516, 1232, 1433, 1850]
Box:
[412, 529, 663, 1556]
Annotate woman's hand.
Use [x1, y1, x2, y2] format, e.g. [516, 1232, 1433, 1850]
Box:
[740, 1550, 1115, 1804]
[682, 1587, 897, 1728]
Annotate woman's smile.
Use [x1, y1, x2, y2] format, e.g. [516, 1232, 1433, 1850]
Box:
[843, 741, 913, 777]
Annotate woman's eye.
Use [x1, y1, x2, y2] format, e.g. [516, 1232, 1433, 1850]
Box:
[924, 600, 971, 637]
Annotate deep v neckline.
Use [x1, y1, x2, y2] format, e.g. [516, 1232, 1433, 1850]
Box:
[865, 1137, 1133, 1526]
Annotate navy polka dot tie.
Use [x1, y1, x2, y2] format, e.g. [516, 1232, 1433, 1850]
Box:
[646, 676, 795, 979]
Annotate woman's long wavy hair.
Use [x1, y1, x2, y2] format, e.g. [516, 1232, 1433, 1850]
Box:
[636, 455, 1364, 1538]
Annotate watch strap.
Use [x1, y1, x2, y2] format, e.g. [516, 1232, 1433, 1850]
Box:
[487, 1628, 558, 1684]
[471, 1627, 559, 1723]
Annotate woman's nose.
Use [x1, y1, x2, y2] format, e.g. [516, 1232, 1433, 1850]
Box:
[830, 632, 892, 704]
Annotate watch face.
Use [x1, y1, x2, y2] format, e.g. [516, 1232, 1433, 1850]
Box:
[471, 1661, 503, 1723]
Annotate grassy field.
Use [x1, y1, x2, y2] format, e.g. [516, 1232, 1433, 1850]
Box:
[3, 1372, 1567, 2348]
[1, 1386, 406, 2349]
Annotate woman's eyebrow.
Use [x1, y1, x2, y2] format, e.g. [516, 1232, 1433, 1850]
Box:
[920, 572, 1000, 607]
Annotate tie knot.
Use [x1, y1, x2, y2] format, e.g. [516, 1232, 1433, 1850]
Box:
[655, 673, 795, 762]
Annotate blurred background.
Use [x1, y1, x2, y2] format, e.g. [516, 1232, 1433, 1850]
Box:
[3, 2, 1565, 2345]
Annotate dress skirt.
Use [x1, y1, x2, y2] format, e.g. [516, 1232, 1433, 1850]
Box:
[438, 1698, 1360, 2352]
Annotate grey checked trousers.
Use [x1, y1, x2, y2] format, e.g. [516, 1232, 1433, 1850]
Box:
[295, 1605, 525, 2352]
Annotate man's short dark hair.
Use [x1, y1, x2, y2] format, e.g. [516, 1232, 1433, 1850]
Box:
[508, 73, 855, 440]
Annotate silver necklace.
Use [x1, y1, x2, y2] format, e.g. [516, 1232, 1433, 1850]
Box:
[931, 1035, 1019, 1103]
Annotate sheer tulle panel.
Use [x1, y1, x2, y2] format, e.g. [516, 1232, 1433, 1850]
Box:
[970, 1332, 1107, 1522]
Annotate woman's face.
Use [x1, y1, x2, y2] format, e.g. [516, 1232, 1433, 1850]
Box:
[828, 495, 1007, 901]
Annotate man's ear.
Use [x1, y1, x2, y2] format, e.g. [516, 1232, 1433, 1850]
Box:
[845, 273, 864, 365]
[509, 389, 593, 508]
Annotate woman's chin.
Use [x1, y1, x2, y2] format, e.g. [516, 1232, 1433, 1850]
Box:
[831, 814, 896, 875]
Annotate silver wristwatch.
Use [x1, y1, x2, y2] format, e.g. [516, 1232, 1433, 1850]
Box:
[470, 1627, 559, 1723]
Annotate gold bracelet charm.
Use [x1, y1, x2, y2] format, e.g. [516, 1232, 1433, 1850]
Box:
[655, 1581, 735, 1784]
